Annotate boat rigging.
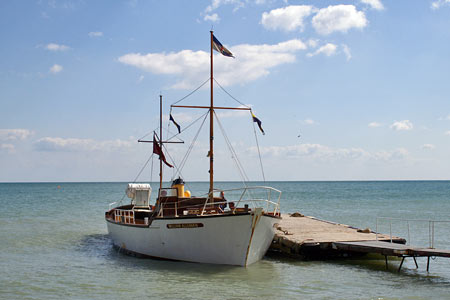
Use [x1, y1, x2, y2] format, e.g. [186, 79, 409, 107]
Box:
[105, 31, 282, 266]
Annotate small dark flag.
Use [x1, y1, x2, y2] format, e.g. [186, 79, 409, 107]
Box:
[169, 114, 181, 134]
[252, 113, 265, 135]
[212, 34, 234, 58]
[153, 134, 173, 168]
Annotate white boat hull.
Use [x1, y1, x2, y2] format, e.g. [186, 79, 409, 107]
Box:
[106, 211, 279, 266]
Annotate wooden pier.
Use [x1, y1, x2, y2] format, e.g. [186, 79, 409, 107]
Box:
[269, 213, 450, 271]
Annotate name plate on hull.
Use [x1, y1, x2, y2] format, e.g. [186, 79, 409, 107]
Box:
[167, 223, 204, 229]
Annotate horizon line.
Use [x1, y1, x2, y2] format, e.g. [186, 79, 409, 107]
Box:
[1, 179, 450, 184]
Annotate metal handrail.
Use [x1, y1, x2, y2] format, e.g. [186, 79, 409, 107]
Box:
[376, 217, 450, 248]
[111, 185, 282, 218]
[202, 186, 282, 215]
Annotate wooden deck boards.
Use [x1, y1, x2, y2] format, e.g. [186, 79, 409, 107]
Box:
[270, 214, 450, 264]
[274, 214, 398, 244]
[269, 214, 405, 258]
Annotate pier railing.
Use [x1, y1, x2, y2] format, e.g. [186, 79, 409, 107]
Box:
[376, 217, 450, 248]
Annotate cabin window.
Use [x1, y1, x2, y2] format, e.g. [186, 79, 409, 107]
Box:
[159, 188, 177, 197]
[134, 190, 150, 207]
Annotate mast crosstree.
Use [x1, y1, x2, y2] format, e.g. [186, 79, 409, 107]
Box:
[138, 95, 183, 203]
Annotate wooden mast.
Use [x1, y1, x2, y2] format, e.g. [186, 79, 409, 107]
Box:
[159, 94, 163, 191]
[138, 95, 183, 206]
[209, 31, 214, 202]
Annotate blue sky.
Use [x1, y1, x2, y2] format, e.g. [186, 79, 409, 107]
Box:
[1, 0, 450, 182]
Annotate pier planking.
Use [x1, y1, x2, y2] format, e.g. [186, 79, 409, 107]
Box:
[270, 213, 404, 258]
[269, 214, 450, 271]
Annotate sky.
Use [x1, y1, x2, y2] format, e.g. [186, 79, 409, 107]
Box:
[1, 0, 450, 182]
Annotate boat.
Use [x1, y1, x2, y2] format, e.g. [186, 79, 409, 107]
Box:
[105, 31, 282, 266]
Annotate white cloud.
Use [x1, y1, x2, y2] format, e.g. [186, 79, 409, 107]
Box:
[303, 118, 317, 125]
[33, 137, 133, 152]
[368, 122, 381, 128]
[0, 129, 33, 141]
[253, 143, 409, 163]
[137, 75, 144, 84]
[205, 0, 245, 13]
[49, 64, 63, 74]
[118, 39, 307, 89]
[422, 144, 435, 150]
[307, 39, 319, 48]
[341, 44, 352, 61]
[437, 114, 450, 120]
[254, 143, 369, 161]
[261, 5, 315, 32]
[88, 31, 103, 37]
[0, 143, 15, 153]
[431, 0, 450, 10]
[361, 0, 384, 10]
[373, 148, 409, 161]
[445, 130, 450, 136]
[312, 5, 368, 35]
[45, 43, 70, 51]
[307, 43, 337, 57]
[204, 13, 220, 22]
[390, 120, 413, 131]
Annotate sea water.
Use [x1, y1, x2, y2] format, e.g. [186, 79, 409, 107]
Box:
[1, 181, 450, 299]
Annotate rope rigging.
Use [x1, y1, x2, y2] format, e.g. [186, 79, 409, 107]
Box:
[170, 111, 209, 180]
[138, 127, 159, 143]
[213, 78, 250, 108]
[171, 78, 210, 106]
[131, 77, 266, 190]
[161, 142, 189, 191]
[166, 110, 209, 142]
[115, 151, 155, 205]
[119, 72, 268, 206]
[133, 152, 155, 183]
[252, 121, 266, 182]
[166, 77, 267, 184]
[214, 111, 250, 185]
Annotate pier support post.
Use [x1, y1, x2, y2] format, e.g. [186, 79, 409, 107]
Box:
[385, 255, 388, 270]
[398, 257, 405, 272]
[413, 256, 418, 269]
[427, 256, 430, 272]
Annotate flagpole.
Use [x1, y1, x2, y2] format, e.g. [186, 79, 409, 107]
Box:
[209, 30, 214, 202]
[159, 94, 163, 191]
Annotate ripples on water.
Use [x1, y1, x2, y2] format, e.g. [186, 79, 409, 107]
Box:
[1, 182, 450, 299]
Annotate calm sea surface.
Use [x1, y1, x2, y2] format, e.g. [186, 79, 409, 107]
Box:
[1, 181, 450, 299]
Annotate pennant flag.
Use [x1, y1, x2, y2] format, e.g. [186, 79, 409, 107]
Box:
[169, 114, 181, 134]
[153, 134, 173, 168]
[252, 113, 265, 135]
[213, 35, 234, 58]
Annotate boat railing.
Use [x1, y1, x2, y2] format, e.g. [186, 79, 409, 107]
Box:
[155, 186, 281, 217]
[376, 216, 450, 248]
[201, 186, 282, 216]
[114, 209, 135, 224]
